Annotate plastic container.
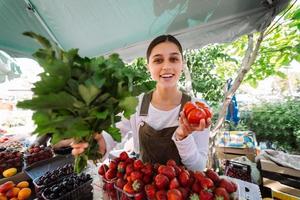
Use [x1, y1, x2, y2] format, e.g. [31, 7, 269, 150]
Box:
[41, 178, 93, 200]
[24, 146, 54, 166]
[100, 176, 118, 200]
[114, 184, 145, 200]
[224, 160, 252, 182]
[0, 150, 23, 178]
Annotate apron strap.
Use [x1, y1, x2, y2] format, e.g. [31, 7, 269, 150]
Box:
[139, 91, 191, 116]
[139, 91, 153, 116]
[179, 93, 191, 115]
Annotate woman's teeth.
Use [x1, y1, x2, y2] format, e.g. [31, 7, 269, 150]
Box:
[160, 74, 174, 78]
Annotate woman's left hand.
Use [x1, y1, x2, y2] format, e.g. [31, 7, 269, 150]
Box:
[175, 111, 211, 140]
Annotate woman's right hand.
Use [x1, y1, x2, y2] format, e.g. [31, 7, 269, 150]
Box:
[71, 132, 106, 156]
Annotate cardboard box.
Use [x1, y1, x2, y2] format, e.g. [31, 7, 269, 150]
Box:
[216, 146, 256, 161]
[216, 131, 258, 162]
[260, 158, 300, 178]
[263, 178, 300, 199]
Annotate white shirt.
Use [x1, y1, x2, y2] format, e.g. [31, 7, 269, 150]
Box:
[102, 93, 210, 171]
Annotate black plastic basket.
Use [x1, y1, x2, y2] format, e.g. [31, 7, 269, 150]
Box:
[41, 178, 93, 200]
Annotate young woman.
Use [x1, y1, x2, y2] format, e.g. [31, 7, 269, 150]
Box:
[72, 35, 211, 171]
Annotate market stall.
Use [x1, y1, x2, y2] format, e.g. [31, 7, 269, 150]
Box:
[1, 0, 298, 200]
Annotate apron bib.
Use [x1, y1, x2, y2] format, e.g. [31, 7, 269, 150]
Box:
[138, 92, 191, 165]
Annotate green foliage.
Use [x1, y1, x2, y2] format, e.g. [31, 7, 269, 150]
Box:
[217, 5, 300, 87]
[243, 99, 300, 152]
[127, 58, 156, 93]
[183, 47, 234, 105]
[17, 32, 144, 172]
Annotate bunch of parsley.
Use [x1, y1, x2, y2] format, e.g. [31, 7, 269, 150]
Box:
[18, 32, 142, 172]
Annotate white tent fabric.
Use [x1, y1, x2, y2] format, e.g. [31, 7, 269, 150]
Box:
[0, 0, 290, 61]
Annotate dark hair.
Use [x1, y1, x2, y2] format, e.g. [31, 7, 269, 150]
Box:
[146, 35, 183, 63]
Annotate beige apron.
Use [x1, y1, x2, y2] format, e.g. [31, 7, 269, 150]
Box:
[138, 91, 191, 165]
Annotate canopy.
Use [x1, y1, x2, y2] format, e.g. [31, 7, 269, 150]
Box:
[0, 50, 22, 83]
[0, 0, 290, 61]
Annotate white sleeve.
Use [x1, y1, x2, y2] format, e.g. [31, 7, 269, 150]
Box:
[172, 128, 210, 171]
[101, 94, 144, 159]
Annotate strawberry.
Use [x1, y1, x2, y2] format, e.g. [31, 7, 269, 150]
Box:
[178, 187, 189, 200]
[141, 162, 153, 176]
[218, 178, 237, 193]
[130, 171, 143, 182]
[188, 176, 195, 188]
[104, 182, 114, 191]
[105, 169, 116, 180]
[145, 184, 156, 199]
[134, 192, 146, 200]
[174, 165, 182, 176]
[119, 151, 129, 161]
[126, 164, 134, 175]
[125, 157, 135, 164]
[205, 169, 220, 183]
[133, 159, 144, 170]
[132, 179, 144, 193]
[179, 171, 190, 187]
[199, 190, 213, 200]
[214, 187, 230, 200]
[123, 181, 135, 194]
[143, 174, 152, 184]
[153, 163, 160, 173]
[166, 159, 177, 167]
[156, 190, 167, 200]
[115, 178, 127, 189]
[194, 171, 206, 182]
[109, 160, 118, 170]
[141, 166, 152, 176]
[160, 166, 176, 180]
[158, 165, 166, 174]
[167, 189, 183, 200]
[117, 161, 127, 173]
[200, 178, 214, 190]
[191, 180, 202, 193]
[155, 174, 170, 190]
[98, 164, 108, 176]
[117, 172, 124, 178]
[169, 177, 180, 189]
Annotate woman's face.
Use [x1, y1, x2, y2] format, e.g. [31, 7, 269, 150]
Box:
[147, 41, 183, 89]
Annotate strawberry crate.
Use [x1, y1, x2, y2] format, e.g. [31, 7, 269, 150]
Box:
[114, 185, 145, 200]
[101, 177, 118, 200]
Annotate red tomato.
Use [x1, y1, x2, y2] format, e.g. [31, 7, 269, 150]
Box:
[183, 101, 213, 124]
[187, 108, 206, 124]
[183, 102, 196, 117]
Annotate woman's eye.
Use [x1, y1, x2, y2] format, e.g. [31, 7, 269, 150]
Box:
[170, 57, 179, 62]
[153, 58, 163, 63]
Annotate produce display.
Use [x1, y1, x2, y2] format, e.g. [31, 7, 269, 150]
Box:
[0, 140, 23, 151]
[183, 101, 213, 124]
[24, 145, 53, 166]
[99, 152, 238, 200]
[17, 32, 146, 173]
[32, 163, 93, 200]
[0, 180, 32, 199]
[41, 173, 92, 200]
[34, 163, 74, 186]
[224, 160, 252, 183]
[33, 163, 74, 197]
[0, 148, 23, 177]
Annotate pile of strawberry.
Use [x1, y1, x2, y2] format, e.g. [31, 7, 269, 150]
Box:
[98, 151, 238, 200]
